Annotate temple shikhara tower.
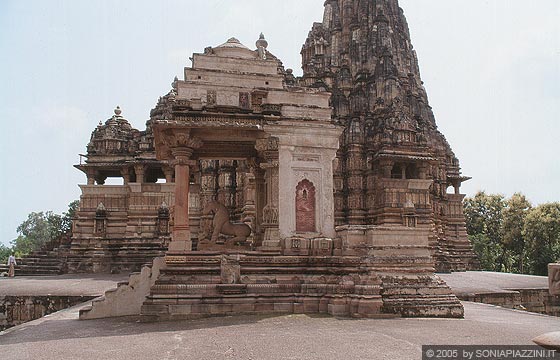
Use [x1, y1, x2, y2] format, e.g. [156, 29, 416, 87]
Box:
[300, 0, 477, 272]
[69, 0, 480, 320]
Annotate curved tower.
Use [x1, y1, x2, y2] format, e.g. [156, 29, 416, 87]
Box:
[301, 0, 478, 271]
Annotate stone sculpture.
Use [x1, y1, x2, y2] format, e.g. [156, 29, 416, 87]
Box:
[549, 263, 560, 296]
[202, 200, 251, 244]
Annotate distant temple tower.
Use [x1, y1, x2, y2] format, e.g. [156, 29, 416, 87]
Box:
[300, 0, 478, 271]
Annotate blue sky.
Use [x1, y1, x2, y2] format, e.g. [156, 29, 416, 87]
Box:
[0, 0, 559, 246]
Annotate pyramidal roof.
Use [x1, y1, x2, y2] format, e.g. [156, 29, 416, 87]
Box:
[216, 37, 250, 50]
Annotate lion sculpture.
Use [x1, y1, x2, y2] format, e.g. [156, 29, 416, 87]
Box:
[202, 200, 252, 244]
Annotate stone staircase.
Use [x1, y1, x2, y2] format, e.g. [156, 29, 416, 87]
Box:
[0, 235, 71, 276]
[65, 237, 169, 274]
[0, 249, 66, 276]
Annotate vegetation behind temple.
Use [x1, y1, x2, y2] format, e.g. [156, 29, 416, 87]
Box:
[0, 201, 79, 264]
[465, 192, 560, 276]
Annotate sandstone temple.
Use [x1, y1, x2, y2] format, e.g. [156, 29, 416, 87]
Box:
[60, 0, 478, 319]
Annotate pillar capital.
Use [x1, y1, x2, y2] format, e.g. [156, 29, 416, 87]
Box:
[155, 127, 203, 162]
[164, 129, 202, 152]
[255, 137, 279, 163]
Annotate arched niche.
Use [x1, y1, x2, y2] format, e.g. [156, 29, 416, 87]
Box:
[296, 179, 316, 233]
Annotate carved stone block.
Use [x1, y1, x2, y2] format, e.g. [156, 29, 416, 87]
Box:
[220, 255, 241, 284]
[549, 263, 560, 296]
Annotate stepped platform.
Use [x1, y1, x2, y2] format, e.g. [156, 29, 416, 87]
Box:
[0, 250, 66, 276]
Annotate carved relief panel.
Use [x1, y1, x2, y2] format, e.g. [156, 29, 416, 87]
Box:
[239, 92, 250, 109]
[296, 179, 316, 233]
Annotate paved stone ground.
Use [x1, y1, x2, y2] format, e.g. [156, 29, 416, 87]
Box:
[439, 271, 548, 296]
[0, 302, 558, 360]
[0, 271, 555, 359]
[0, 274, 129, 296]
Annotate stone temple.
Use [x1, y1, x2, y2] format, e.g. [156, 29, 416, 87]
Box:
[73, 0, 478, 319]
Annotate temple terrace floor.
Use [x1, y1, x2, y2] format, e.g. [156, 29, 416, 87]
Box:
[0, 272, 556, 360]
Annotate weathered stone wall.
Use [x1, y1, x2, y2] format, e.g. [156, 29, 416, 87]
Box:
[0, 295, 95, 330]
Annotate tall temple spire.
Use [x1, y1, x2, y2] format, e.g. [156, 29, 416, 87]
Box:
[301, 0, 478, 271]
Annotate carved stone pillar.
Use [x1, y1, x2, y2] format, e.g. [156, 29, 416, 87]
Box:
[86, 168, 96, 185]
[333, 153, 345, 226]
[120, 167, 131, 185]
[162, 165, 174, 183]
[158, 129, 203, 253]
[134, 164, 145, 183]
[198, 160, 218, 241]
[251, 160, 266, 246]
[256, 137, 280, 251]
[235, 161, 246, 220]
[217, 160, 236, 212]
[169, 148, 194, 252]
[346, 144, 365, 224]
[188, 181, 202, 244]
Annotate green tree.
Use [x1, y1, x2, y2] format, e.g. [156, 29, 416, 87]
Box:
[11, 211, 64, 255]
[0, 243, 12, 265]
[10, 200, 78, 256]
[61, 200, 79, 235]
[523, 202, 560, 275]
[464, 191, 506, 271]
[502, 193, 532, 273]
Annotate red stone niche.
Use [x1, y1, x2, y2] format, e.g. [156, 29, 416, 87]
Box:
[296, 179, 316, 233]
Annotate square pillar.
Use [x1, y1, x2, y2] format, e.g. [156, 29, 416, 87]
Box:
[168, 148, 195, 253]
[256, 137, 280, 251]
[152, 128, 203, 255]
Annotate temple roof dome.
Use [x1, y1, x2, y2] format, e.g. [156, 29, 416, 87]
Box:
[213, 37, 256, 59]
[87, 106, 138, 155]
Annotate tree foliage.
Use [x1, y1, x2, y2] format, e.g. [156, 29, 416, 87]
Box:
[502, 193, 532, 273]
[5, 201, 79, 258]
[0, 243, 11, 265]
[523, 203, 560, 276]
[464, 192, 505, 272]
[465, 191, 560, 275]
